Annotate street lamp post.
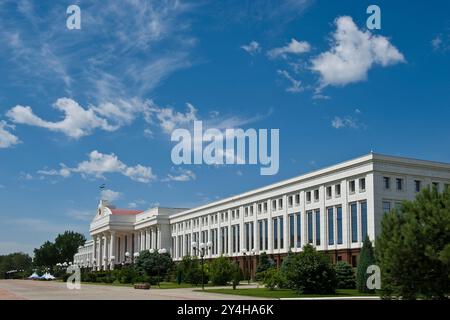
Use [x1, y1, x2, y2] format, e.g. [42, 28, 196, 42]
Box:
[156, 248, 167, 288]
[250, 248, 256, 283]
[191, 241, 212, 290]
[241, 249, 248, 284]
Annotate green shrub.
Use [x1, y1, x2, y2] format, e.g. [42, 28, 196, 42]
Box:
[209, 256, 235, 285]
[256, 252, 275, 275]
[176, 256, 207, 285]
[335, 261, 356, 289]
[261, 268, 284, 290]
[284, 244, 337, 294]
[135, 250, 173, 283]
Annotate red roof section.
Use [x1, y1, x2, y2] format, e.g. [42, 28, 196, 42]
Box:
[107, 207, 144, 215]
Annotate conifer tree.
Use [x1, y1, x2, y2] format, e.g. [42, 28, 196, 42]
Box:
[356, 235, 376, 293]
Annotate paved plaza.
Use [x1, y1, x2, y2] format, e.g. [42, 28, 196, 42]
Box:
[0, 280, 266, 300]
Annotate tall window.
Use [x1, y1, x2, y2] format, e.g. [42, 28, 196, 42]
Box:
[232, 226, 236, 253]
[289, 214, 295, 248]
[351, 203, 358, 243]
[361, 202, 368, 240]
[220, 227, 225, 254]
[279, 217, 284, 249]
[296, 212, 301, 247]
[259, 220, 263, 250]
[264, 219, 268, 250]
[327, 207, 334, 245]
[336, 207, 343, 244]
[236, 225, 240, 253]
[273, 218, 278, 249]
[315, 210, 321, 246]
[245, 223, 250, 251]
[250, 222, 254, 250]
[307, 211, 313, 244]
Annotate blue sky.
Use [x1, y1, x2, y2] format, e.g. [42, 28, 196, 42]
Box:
[0, 0, 449, 255]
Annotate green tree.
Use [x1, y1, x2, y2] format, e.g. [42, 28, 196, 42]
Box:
[176, 256, 205, 285]
[279, 251, 295, 288]
[135, 250, 173, 285]
[284, 244, 337, 294]
[376, 187, 450, 300]
[356, 235, 376, 293]
[231, 261, 242, 290]
[262, 267, 284, 290]
[255, 252, 275, 280]
[335, 261, 356, 289]
[0, 252, 33, 279]
[54, 231, 86, 263]
[33, 241, 59, 268]
[209, 256, 234, 285]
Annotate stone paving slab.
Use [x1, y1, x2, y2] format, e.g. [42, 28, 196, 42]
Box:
[0, 280, 267, 300]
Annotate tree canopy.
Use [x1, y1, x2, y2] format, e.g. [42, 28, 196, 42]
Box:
[376, 187, 450, 299]
[33, 231, 86, 268]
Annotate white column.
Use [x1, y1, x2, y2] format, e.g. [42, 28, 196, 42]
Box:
[268, 199, 273, 254]
[132, 232, 137, 254]
[157, 226, 161, 249]
[92, 235, 97, 271]
[151, 228, 156, 249]
[145, 228, 150, 250]
[139, 230, 145, 251]
[109, 232, 115, 270]
[102, 234, 107, 270]
[97, 236, 102, 271]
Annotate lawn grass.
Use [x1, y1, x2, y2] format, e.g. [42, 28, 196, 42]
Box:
[78, 281, 211, 289]
[202, 288, 379, 299]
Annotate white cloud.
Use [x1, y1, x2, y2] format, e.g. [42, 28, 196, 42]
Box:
[7, 98, 117, 139]
[432, 35, 443, 51]
[100, 189, 122, 202]
[38, 150, 156, 183]
[311, 16, 405, 88]
[67, 209, 94, 222]
[37, 164, 71, 178]
[128, 199, 150, 209]
[128, 202, 138, 208]
[267, 38, 311, 59]
[0, 120, 20, 148]
[277, 70, 303, 93]
[149, 102, 198, 134]
[163, 168, 196, 182]
[431, 33, 450, 52]
[241, 41, 261, 55]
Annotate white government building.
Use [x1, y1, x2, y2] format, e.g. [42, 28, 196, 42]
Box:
[73, 153, 450, 273]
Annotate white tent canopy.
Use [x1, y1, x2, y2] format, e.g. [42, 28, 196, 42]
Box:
[41, 273, 55, 280]
[28, 272, 40, 279]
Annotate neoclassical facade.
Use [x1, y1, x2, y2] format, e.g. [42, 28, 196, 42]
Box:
[74, 153, 450, 272]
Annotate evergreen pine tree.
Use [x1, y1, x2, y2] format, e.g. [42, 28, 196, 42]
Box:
[356, 235, 376, 293]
